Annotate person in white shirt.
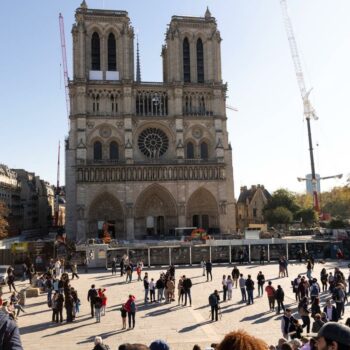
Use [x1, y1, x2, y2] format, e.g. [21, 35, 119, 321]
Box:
[200, 259, 206, 276]
[54, 260, 61, 278]
[149, 278, 156, 303]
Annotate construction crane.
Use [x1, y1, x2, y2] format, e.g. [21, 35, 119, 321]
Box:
[54, 141, 61, 227]
[59, 13, 70, 119]
[280, 0, 320, 212]
[226, 105, 238, 112]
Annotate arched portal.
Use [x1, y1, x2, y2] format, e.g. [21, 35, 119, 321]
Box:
[88, 193, 124, 239]
[186, 188, 219, 232]
[134, 184, 177, 237]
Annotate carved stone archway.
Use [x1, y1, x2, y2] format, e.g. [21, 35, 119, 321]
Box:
[186, 188, 219, 231]
[88, 193, 124, 238]
[134, 184, 178, 238]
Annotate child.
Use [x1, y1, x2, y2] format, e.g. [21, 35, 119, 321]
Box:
[136, 265, 142, 281]
[120, 304, 127, 329]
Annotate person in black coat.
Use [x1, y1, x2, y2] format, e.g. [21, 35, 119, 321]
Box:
[206, 261, 213, 281]
[275, 285, 285, 314]
[182, 275, 192, 306]
[323, 299, 339, 322]
[65, 292, 74, 323]
[87, 284, 98, 317]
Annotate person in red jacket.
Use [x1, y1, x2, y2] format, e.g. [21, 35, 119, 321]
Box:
[98, 288, 107, 316]
[124, 295, 136, 329]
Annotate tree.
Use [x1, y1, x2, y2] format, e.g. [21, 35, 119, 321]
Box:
[295, 208, 318, 226]
[0, 201, 9, 239]
[328, 218, 346, 229]
[264, 206, 293, 226]
[264, 189, 300, 214]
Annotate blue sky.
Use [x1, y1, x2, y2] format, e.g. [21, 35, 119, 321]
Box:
[0, 0, 349, 196]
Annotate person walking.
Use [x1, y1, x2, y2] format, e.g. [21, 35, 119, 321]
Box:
[257, 271, 265, 297]
[182, 275, 192, 306]
[120, 257, 125, 277]
[310, 279, 320, 303]
[201, 259, 206, 276]
[111, 258, 117, 275]
[222, 275, 227, 302]
[245, 274, 255, 305]
[298, 297, 311, 333]
[226, 275, 233, 300]
[239, 274, 247, 302]
[136, 264, 142, 281]
[71, 263, 79, 280]
[231, 266, 240, 288]
[125, 295, 136, 329]
[7, 274, 17, 293]
[166, 277, 175, 303]
[265, 281, 276, 311]
[209, 290, 220, 322]
[320, 268, 328, 292]
[275, 285, 285, 314]
[143, 273, 149, 303]
[98, 288, 107, 316]
[333, 283, 345, 320]
[87, 284, 98, 318]
[206, 261, 213, 282]
[323, 299, 339, 322]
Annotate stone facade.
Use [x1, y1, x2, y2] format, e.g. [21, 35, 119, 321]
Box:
[236, 185, 271, 232]
[0, 165, 54, 235]
[65, 3, 236, 240]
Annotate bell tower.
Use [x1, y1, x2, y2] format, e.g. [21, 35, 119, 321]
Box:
[162, 7, 222, 84]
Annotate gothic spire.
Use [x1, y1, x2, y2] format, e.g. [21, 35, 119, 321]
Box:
[136, 36, 141, 83]
[80, 0, 88, 9]
[205, 6, 212, 19]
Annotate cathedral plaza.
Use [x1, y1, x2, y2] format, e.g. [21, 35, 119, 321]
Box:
[17, 261, 350, 349]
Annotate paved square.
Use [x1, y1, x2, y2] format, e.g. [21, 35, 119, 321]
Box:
[12, 260, 350, 349]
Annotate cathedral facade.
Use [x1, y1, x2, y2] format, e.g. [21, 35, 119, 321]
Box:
[65, 2, 236, 240]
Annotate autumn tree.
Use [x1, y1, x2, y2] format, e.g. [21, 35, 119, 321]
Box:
[0, 201, 9, 239]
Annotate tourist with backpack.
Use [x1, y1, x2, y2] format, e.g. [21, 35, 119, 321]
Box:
[245, 274, 254, 305]
[208, 290, 220, 322]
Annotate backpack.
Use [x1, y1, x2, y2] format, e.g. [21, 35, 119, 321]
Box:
[209, 294, 217, 307]
[311, 284, 319, 296]
[130, 301, 136, 313]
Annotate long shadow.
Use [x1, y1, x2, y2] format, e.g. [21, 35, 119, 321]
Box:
[178, 320, 213, 333]
[192, 280, 209, 286]
[77, 329, 126, 344]
[240, 310, 270, 322]
[252, 313, 280, 324]
[143, 305, 179, 317]
[22, 308, 50, 316]
[220, 304, 245, 315]
[19, 321, 55, 335]
[42, 320, 96, 337]
[23, 300, 47, 309]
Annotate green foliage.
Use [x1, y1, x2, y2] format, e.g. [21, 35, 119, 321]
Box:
[0, 201, 9, 239]
[294, 208, 318, 226]
[264, 189, 300, 214]
[264, 206, 293, 226]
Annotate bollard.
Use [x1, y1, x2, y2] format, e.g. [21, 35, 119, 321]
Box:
[19, 289, 26, 306]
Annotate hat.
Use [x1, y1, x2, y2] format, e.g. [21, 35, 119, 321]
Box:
[317, 322, 350, 345]
[149, 340, 170, 350]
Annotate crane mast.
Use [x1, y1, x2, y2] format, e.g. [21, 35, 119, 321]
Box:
[280, 0, 319, 212]
[59, 13, 70, 119]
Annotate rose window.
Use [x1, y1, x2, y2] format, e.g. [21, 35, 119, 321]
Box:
[138, 128, 169, 158]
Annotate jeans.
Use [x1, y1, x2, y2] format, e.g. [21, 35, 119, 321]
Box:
[227, 289, 232, 300]
[202, 267, 206, 276]
[336, 302, 343, 319]
[240, 288, 247, 301]
[111, 267, 116, 275]
[184, 289, 192, 306]
[128, 312, 135, 328]
[90, 302, 95, 317]
[258, 284, 263, 296]
[247, 289, 254, 304]
[223, 286, 227, 301]
[211, 305, 218, 321]
[268, 296, 275, 310]
[206, 270, 212, 281]
[71, 273, 79, 279]
[14, 304, 25, 316]
[53, 309, 63, 323]
[144, 289, 149, 302]
[157, 288, 164, 302]
[150, 290, 155, 302]
[47, 289, 52, 305]
[95, 307, 101, 322]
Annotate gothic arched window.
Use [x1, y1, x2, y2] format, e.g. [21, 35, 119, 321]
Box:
[186, 142, 194, 159]
[183, 38, 191, 82]
[93, 141, 102, 160]
[200, 142, 208, 159]
[91, 32, 101, 70]
[109, 141, 119, 160]
[108, 33, 117, 71]
[197, 38, 204, 83]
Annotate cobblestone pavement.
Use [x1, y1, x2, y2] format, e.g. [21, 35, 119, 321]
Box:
[9, 260, 350, 350]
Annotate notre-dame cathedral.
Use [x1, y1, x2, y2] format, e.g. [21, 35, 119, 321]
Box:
[65, 1, 236, 240]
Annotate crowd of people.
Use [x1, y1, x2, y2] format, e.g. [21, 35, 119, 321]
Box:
[1, 250, 350, 350]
